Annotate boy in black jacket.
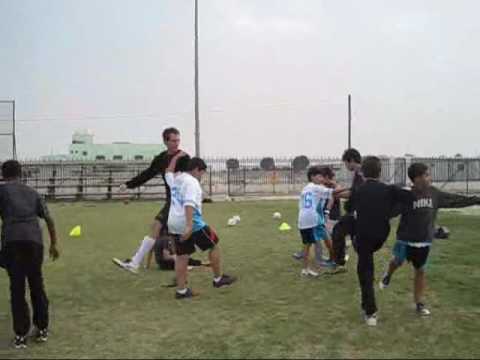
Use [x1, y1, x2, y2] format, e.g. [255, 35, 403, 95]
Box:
[380, 163, 480, 316]
[350, 156, 409, 326]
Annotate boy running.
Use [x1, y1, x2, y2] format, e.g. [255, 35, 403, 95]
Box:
[165, 154, 236, 299]
[380, 162, 480, 316]
[298, 166, 334, 277]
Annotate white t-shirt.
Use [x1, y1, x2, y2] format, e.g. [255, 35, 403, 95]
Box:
[298, 182, 333, 229]
[165, 172, 206, 235]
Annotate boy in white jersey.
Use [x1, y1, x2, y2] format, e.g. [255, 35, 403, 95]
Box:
[165, 154, 237, 299]
[298, 166, 334, 277]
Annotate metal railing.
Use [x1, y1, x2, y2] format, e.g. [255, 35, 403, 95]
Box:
[5, 157, 478, 200]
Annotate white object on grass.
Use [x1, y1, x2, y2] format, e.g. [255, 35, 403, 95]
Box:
[233, 215, 241, 222]
[227, 218, 237, 226]
[273, 212, 282, 219]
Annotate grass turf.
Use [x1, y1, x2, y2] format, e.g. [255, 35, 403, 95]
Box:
[0, 200, 479, 358]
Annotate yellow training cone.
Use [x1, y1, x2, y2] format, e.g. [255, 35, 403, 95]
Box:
[279, 222, 292, 231]
[69, 225, 82, 237]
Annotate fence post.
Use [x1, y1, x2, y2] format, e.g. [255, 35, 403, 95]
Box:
[107, 170, 113, 200]
[243, 167, 246, 195]
[227, 168, 231, 197]
[76, 165, 84, 200]
[47, 168, 56, 200]
[209, 169, 212, 197]
[466, 159, 470, 195]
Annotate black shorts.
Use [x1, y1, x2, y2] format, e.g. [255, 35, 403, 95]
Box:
[393, 241, 430, 270]
[154, 205, 170, 234]
[174, 226, 219, 256]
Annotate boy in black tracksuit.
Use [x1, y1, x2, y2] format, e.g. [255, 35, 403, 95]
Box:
[0, 160, 59, 349]
[350, 156, 409, 326]
[380, 162, 480, 316]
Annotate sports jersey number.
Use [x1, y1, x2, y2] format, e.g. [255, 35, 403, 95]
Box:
[303, 192, 313, 209]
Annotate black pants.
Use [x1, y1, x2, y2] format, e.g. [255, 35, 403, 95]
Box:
[332, 215, 355, 266]
[5, 242, 49, 336]
[355, 239, 385, 316]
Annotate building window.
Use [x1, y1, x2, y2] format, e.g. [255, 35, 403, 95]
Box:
[113, 155, 123, 160]
[82, 151, 88, 156]
[95, 155, 106, 161]
[134, 155, 144, 161]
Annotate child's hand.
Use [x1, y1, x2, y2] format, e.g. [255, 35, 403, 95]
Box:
[49, 245, 60, 261]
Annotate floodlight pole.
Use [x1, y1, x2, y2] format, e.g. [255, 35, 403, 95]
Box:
[194, 0, 200, 157]
[13, 100, 17, 159]
[348, 94, 352, 149]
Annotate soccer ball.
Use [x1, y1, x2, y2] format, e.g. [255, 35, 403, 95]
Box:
[233, 215, 241, 222]
[273, 212, 282, 219]
[227, 218, 237, 226]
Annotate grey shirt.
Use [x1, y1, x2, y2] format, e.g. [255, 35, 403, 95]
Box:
[0, 181, 51, 247]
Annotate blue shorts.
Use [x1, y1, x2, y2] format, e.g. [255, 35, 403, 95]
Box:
[392, 241, 430, 270]
[300, 225, 328, 245]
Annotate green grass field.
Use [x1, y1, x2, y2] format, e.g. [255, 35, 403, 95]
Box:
[0, 200, 479, 359]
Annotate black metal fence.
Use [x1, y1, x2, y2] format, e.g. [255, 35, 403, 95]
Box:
[7, 156, 480, 200]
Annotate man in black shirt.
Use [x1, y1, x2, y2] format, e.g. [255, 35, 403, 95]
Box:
[380, 162, 480, 316]
[112, 127, 190, 273]
[330, 148, 365, 272]
[0, 160, 59, 349]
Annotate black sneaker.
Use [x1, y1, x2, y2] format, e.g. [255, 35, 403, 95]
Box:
[13, 335, 27, 349]
[36, 328, 48, 343]
[416, 303, 431, 316]
[175, 288, 198, 300]
[379, 273, 391, 290]
[213, 274, 237, 288]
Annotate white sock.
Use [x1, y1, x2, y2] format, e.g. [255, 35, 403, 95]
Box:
[213, 276, 223, 283]
[131, 236, 155, 267]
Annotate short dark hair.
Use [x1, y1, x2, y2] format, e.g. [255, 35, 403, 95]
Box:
[320, 166, 335, 179]
[307, 166, 322, 181]
[1, 160, 22, 179]
[361, 156, 382, 179]
[342, 148, 362, 164]
[188, 157, 207, 172]
[408, 162, 429, 182]
[175, 154, 191, 172]
[162, 127, 180, 142]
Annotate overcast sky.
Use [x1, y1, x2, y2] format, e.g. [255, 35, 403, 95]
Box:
[1, 0, 479, 159]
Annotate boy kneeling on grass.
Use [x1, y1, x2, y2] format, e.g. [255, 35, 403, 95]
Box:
[380, 162, 480, 317]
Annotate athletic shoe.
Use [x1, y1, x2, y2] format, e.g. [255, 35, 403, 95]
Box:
[364, 313, 377, 327]
[317, 260, 336, 268]
[292, 252, 304, 260]
[175, 288, 198, 299]
[112, 258, 139, 274]
[301, 268, 319, 277]
[416, 303, 431, 316]
[13, 335, 27, 349]
[307, 268, 319, 277]
[36, 328, 48, 343]
[327, 264, 347, 274]
[213, 274, 237, 288]
[379, 273, 391, 290]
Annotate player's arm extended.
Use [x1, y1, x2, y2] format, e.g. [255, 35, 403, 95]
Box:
[125, 156, 163, 189]
[181, 206, 194, 241]
[436, 188, 480, 208]
[38, 196, 59, 260]
[166, 151, 186, 174]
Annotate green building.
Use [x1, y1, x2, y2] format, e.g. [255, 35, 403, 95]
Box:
[42, 130, 165, 161]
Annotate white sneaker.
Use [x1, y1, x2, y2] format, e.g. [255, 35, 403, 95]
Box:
[301, 269, 310, 276]
[416, 303, 431, 316]
[364, 313, 377, 326]
[112, 258, 139, 274]
[307, 269, 319, 277]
